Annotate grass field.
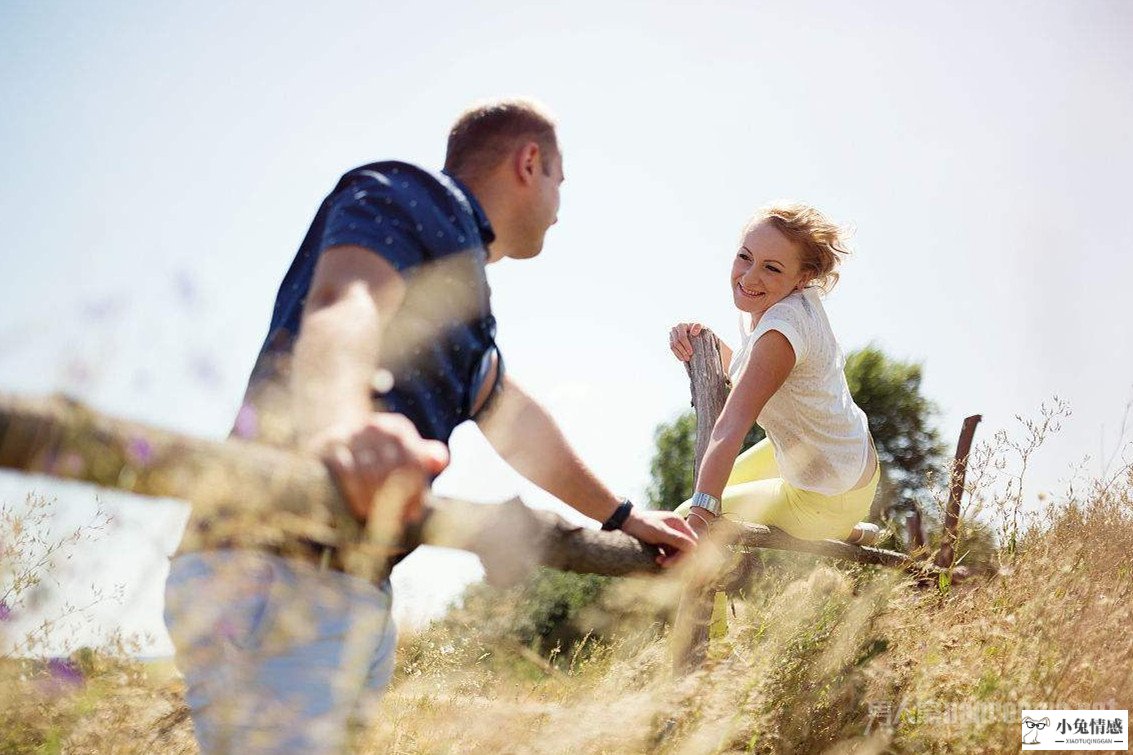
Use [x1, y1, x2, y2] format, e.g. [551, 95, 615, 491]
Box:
[2, 433, 1130, 753]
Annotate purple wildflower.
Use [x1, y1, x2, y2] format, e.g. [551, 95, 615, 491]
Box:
[46, 658, 85, 688]
[126, 437, 154, 466]
[234, 403, 258, 439]
[0, 600, 12, 621]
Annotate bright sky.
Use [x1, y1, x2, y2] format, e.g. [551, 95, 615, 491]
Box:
[2, 1, 1131, 656]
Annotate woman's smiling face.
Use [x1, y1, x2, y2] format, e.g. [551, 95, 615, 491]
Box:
[731, 220, 812, 317]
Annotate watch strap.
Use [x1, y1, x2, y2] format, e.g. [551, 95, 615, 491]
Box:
[690, 491, 722, 516]
[601, 499, 634, 531]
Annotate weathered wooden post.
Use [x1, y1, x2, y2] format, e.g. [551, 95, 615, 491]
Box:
[671, 329, 729, 673]
[905, 503, 926, 551]
[934, 415, 982, 569]
[685, 329, 730, 476]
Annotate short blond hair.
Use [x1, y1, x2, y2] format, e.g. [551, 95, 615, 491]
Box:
[444, 98, 558, 182]
[746, 202, 852, 292]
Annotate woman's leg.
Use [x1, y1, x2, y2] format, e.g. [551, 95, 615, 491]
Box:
[678, 440, 880, 542]
[674, 439, 781, 518]
[679, 440, 801, 531]
[725, 438, 779, 486]
[720, 468, 882, 541]
[837, 464, 882, 541]
[719, 477, 804, 533]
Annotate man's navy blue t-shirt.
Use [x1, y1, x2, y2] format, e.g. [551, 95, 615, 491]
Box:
[242, 161, 502, 446]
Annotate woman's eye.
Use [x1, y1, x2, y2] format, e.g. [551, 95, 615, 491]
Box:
[765, 265, 781, 273]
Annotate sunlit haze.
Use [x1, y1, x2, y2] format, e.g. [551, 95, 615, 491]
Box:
[2, 1, 1131, 655]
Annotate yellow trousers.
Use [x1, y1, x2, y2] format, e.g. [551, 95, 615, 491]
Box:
[676, 439, 879, 540]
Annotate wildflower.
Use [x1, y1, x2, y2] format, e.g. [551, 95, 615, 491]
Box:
[234, 403, 258, 439]
[46, 658, 84, 689]
[126, 437, 154, 467]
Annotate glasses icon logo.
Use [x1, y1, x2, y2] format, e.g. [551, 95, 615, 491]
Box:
[1023, 716, 1050, 745]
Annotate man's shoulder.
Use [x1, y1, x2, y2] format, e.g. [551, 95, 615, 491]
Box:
[316, 159, 492, 265]
[331, 161, 479, 224]
[341, 159, 432, 182]
[334, 161, 444, 199]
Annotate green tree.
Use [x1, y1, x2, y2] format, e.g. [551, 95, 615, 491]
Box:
[645, 344, 943, 517]
[645, 411, 764, 511]
[843, 344, 945, 515]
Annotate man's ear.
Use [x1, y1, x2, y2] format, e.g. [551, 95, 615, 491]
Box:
[513, 141, 540, 185]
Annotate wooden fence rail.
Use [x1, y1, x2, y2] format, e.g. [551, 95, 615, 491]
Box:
[0, 391, 924, 588]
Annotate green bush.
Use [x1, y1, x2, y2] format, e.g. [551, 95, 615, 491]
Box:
[451, 569, 612, 653]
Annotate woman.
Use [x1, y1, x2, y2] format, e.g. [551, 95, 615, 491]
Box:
[670, 203, 880, 545]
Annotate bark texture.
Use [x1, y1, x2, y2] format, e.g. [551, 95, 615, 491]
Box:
[685, 329, 729, 473]
[0, 393, 663, 585]
[673, 329, 727, 672]
[934, 414, 983, 569]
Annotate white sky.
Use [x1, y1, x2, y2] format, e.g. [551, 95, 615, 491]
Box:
[2, 1, 1131, 656]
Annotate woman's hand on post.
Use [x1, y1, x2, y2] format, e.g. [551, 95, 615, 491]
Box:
[669, 322, 704, 362]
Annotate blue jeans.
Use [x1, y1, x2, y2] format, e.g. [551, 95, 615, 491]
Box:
[164, 551, 397, 754]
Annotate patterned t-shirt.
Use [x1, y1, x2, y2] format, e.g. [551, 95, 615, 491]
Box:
[239, 161, 503, 447]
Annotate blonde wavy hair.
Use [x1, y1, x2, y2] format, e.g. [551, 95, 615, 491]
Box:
[744, 203, 852, 293]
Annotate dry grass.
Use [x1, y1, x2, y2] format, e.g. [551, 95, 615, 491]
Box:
[0, 654, 194, 754]
[358, 467, 1132, 754]
[3, 434, 1131, 753]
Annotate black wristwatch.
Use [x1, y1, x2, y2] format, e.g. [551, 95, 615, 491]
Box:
[601, 498, 634, 531]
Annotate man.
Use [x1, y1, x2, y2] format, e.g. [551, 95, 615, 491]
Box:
[165, 99, 697, 753]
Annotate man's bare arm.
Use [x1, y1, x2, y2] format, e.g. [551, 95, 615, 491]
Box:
[475, 374, 617, 521]
[291, 245, 448, 520]
[291, 246, 404, 438]
[477, 374, 697, 565]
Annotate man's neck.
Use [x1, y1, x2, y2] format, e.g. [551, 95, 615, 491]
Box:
[459, 173, 514, 264]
